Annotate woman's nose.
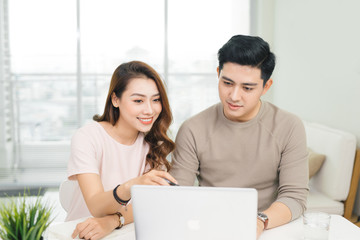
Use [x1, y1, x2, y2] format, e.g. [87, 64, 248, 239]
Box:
[143, 102, 154, 115]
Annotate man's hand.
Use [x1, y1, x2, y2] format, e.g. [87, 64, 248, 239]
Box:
[72, 215, 118, 240]
[256, 218, 265, 239]
[256, 202, 292, 239]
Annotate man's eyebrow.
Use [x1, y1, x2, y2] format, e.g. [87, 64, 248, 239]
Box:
[221, 76, 258, 86]
[130, 93, 160, 97]
[221, 76, 235, 83]
[242, 83, 258, 86]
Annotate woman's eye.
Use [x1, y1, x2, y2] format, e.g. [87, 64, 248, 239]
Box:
[153, 98, 161, 102]
[134, 100, 143, 103]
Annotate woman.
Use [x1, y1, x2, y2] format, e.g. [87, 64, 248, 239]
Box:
[67, 61, 177, 239]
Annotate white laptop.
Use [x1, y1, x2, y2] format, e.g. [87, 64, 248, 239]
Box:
[131, 185, 258, 240]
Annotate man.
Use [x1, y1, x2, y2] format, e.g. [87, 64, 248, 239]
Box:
[170, 35, 309, 238]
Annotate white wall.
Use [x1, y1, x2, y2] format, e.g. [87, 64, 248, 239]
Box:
[270, 0, 360, 148]
[253, 0, 360, 218]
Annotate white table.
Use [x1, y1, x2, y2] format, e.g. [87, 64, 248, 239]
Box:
[45, 214, 360, 240]
[259, 215, 360, 240]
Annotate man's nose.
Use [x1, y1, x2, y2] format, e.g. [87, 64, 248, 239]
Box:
[230, 86, 242, 102]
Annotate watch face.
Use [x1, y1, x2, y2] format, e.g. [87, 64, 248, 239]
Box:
[120, 216, 125, 225]
[258, 212, 268, 220]
[257, 212, 269, 229]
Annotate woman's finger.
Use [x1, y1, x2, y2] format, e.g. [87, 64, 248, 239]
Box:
[151, 175, 171, 185]
[84, 230, 96, 240]
[72, 220, 90, 238]
[161, 172, 178, 184]
[90, 232, 101, 240]
[78, 220, 95, 239]
[151, 170, 178, 185]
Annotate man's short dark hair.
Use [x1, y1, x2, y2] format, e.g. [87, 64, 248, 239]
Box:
[217, 35, 276, 85]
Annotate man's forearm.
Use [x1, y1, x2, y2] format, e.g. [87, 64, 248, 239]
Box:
[262, 201, 292, 229]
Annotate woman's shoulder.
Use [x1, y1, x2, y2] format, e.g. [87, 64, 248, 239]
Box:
[78, 120, 101, 132]
[72, 121, 104, 141]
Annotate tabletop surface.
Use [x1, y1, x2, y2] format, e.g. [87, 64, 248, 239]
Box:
[259, 214, 360, 240]
[45, 214, 360, 240]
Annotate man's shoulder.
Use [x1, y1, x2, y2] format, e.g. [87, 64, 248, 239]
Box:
[181, 103, 220, 129]
[260, 102, 306, 154]
[174, 103, 222, 148]
[261, 101, 304, 132]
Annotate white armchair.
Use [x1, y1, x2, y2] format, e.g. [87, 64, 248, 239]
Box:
[304, 121, 360, 222]
[59, 180, 78, 213]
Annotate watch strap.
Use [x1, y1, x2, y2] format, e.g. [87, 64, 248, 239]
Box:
[257, 212, 269, 230]
[114, 212, 125, 229]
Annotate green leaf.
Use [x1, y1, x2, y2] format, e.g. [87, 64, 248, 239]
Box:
[0, 188, 54, 240]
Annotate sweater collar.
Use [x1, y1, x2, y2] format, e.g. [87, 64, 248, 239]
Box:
[217, 100, 265, 127]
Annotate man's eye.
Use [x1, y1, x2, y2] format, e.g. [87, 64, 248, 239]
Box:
[134, 100, 143, 103]
[223, 81, 232, 85]
[244, 87, 253, 91]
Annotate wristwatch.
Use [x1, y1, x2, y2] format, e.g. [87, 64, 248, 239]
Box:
[257, 212, 269, 230]
[115, 212, 125, 229]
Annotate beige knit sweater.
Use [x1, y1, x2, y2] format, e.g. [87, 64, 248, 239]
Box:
[170, 101, 309, 220]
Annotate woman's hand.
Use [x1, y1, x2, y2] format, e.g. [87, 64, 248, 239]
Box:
[119, 170, 178, 200]
[72, 215, 118, 240]
[133, 169, 178, 186]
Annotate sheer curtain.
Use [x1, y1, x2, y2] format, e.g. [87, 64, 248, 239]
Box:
[0, 0, 250, 189]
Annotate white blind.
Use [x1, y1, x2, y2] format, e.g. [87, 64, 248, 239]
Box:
[0, 0, 13, 170]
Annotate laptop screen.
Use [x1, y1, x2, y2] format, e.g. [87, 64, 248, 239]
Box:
[131, 185, 258, 240]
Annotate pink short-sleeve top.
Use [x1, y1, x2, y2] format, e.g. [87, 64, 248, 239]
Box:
[66, 121, 149, 221]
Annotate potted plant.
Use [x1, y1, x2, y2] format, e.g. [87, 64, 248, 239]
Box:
[0, 191, 54, 240]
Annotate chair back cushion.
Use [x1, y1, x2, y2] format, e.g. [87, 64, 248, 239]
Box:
[308, 148, 326, 179]
[304, 122, 356, 201]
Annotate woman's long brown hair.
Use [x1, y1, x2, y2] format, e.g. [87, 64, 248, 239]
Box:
[93, 61, 175, 171]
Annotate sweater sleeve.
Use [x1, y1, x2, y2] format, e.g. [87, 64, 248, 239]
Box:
[170, 121, 199, 186]
[276, 118, 309, 220]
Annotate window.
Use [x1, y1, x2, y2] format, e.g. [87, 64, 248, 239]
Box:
[0, 0, 250, 187]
